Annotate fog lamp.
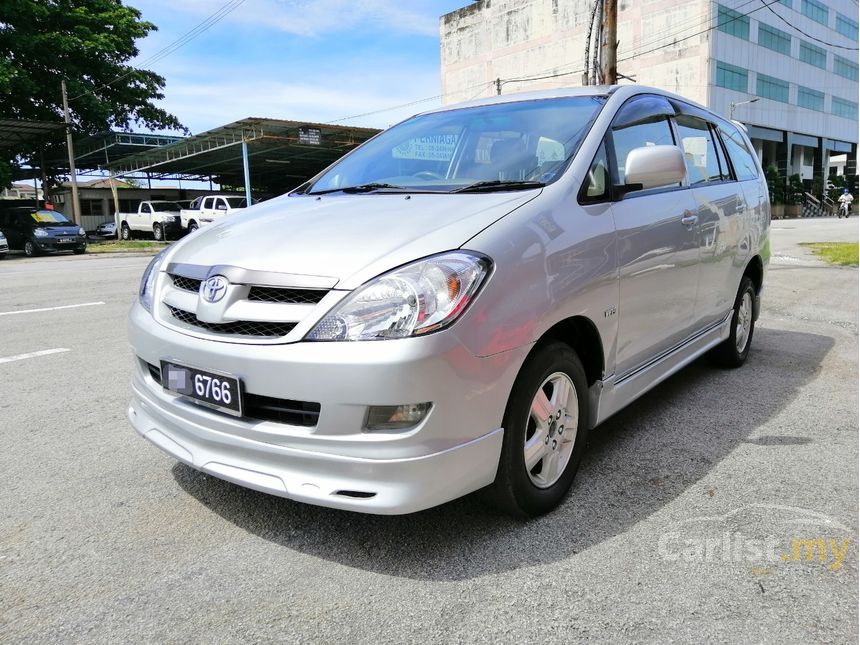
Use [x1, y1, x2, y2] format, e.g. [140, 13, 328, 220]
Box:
[364, 403, 432, 431]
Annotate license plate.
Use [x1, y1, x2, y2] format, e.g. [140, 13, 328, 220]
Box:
[160, 360, 243, 416]
[58, 238, 76, 243]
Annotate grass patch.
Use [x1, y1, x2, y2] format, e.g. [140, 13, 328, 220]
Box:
[86, 240, 169, 254]
[800, 242, 859, 267]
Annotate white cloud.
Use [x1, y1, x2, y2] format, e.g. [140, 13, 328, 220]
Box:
[158, 65, 445, 133]
[140, 0, 444, 38]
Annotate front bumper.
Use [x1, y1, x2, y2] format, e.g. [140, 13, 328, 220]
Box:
[35, 237, 86, 253]
[128, 302, 530, 514]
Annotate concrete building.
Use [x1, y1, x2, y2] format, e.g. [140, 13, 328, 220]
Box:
[1, 182, 42, 201]
[440, 0, 858, 184]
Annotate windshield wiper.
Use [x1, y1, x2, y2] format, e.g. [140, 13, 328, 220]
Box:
[309, 183, 408, 195]
[451, 180, 545, 193]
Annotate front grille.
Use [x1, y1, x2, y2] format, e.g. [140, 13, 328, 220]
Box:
[167, 305, 296, 338]
[247, 286, 328, 304]
[145, 361, 320, 426]
[171, 274, 202, 293]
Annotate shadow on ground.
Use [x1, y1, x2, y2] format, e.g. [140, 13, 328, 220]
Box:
[173, 327, 833, 581]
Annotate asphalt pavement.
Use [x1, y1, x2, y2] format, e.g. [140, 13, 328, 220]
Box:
[0, 219, 857, 643]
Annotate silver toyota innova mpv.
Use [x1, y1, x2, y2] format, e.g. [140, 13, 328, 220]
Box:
[128, 85, 769, 516]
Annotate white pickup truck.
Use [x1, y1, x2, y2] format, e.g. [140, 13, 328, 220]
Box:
[180, 195, 252, 233]
[118, 201, 183, 241]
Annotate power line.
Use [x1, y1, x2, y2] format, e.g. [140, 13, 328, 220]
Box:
[70, 0, 248, 101]
[327, 81, 497, 124]
[756, 0, 859, 50]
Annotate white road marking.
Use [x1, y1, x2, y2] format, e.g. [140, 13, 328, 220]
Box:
[0, 348, 70, 364]
[0, 302, 105, 317]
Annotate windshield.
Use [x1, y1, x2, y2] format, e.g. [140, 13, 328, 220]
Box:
[29, 211, 74, 226]
[305, 96, 606, 194]
[152, 202, 181, 212]
[225, 197, 249, 208]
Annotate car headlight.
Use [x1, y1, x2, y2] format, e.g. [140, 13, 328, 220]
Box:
[306, 251, 491, 341]
[78, 227, 86, 236]
[33, 228, 48, 238]
[139, 250, 167, 313]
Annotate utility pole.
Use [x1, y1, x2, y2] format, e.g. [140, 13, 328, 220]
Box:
[601, 0, 617, 85]
[495, 78, 502, 95]
[61, 80, 81, 225]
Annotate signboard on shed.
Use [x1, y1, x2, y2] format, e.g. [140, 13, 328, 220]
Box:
[298, 127, 322, 145]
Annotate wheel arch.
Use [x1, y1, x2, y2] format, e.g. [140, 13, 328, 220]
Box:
[533, 315, 605, 387]
[743, 255, 764, 320]
[744, 255, 763, 294]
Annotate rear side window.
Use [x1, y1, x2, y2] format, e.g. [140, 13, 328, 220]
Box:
[675, 116, 724, 184]
[718, 125, 759, 180]
[203, 197, 214, 209]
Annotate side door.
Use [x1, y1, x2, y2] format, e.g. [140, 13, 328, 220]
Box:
[8, 212, 27, 249]
[673, 111, 746, 330]
[134, 203, 151, 230]
[214, 197, 229, 221]
[200, 197, 215, 223]
[608, 95, 701, 378]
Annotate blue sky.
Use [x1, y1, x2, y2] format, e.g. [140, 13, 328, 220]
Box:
[132, 0, 471, 135]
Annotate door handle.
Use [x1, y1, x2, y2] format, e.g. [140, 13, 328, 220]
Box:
[681, 214, 698, 227]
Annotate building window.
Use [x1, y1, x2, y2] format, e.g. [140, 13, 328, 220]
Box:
[798, 41, 827, 69]
[797, 86, 825, 112]
[758, 23, 792, 55]
[79, 199, 103, 217]
[832, 97, 859, 121]
[834, 55, 859, 81]
[800, 0, 828, 26]
[777, 0, 792, 7]
[717, 5, 750, 40]
[756, 73, 789, 103]
[716, 61, 749, 92]
[836, 14, 859, 41]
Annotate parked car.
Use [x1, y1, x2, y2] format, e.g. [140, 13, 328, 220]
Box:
[180, 195, 252, 233]
[128, 85, 769, 517]
[0, 207, 87, 256]
[118, 201, 182, 241]
[96, 220, 117, 238]
[0, 229, 8, 259]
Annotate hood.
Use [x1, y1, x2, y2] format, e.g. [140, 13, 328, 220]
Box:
[166, 191, 539, 289]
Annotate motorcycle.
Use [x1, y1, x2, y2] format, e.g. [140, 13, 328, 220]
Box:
[837, 201, 851, 218]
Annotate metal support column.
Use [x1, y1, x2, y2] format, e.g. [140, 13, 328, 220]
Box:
[242, 140, 252, 203]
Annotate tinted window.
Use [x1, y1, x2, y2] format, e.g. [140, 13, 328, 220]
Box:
[713, 125, 731, 179]
[579, 142, 611, 203]
[224, 197, 248, 208]
[142, 203, 152, 213]
[610, 117, 676, 188]
[202, 197, 214, 209]
[675, 116, 724, 184]
[718, 125, 759, 180]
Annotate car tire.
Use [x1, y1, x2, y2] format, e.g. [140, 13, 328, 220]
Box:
[710, 276, 756, 368]
[24, 240, 38, 257]
[188, 220, 198, 233]
[121, 223, 132, 240]
[153, 223, 163, 241]
[484, 341, 590, 518]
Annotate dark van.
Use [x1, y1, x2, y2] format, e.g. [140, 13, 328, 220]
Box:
[0, 207, 87, 256]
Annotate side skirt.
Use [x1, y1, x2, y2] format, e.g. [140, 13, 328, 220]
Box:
[588, 312, 732, 428]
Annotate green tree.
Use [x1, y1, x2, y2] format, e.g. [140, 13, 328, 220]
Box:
[0, 0, 185, 187]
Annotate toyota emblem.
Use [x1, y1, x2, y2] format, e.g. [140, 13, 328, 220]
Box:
[201, 275, 229, 303]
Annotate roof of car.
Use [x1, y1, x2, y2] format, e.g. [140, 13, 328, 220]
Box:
[418, 84, 714, 119]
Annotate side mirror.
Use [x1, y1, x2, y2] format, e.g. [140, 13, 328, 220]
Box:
[624, 145, 686, 192]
